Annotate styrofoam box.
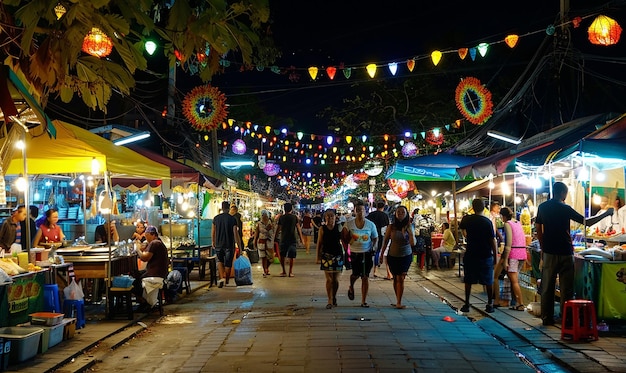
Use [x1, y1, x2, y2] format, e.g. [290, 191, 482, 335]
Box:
[0, 327, 44, 364]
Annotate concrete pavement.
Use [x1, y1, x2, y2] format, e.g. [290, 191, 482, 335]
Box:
[8, 249, 626, 372]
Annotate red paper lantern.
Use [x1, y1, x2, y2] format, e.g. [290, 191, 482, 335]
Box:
[326, 66, 336, 80]
[82, 28, 113, 58]
[588, 15, 622, 46]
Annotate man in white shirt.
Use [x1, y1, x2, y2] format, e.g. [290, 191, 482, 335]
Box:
[590, 196, 612, 233]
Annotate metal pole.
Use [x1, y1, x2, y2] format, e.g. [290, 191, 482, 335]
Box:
[21, 130, 31, 253]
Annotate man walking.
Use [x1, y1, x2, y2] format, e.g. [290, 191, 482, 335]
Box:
[342, 200, 378, 307]
[212, 201, 244, 288]
[459, 198, 497, 313]
[536, 182, 613, 326]
[275, 203, 303, 277]
[366, 201, 389, 278]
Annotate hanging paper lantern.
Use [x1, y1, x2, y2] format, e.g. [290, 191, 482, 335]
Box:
[366, 64, 377, 78]
[388, 62, 398, 76]
[308, 66, 318, 80]
[546, 24, 556, 36]
[572, 17, 582, 28]
[145, 40, 157, 55]
[469, 47, 477, 61]
[431, 50, 442, 66]
[458, 48, 468, 60]
[387, 179, 415, 199]
[401, 142, 418, 157]
[425, 130, 444, 146]
[477, 42, 489, 57]
[504, 34, 519, 48]
[326, 66, 337, 80]
[455, 77, 493, 125]
[345, 135, 352, 144]
[343, 67, 352, 79]
[54, 3, 67, 19]
[364, 160, 383, 176]
[263, 162, 281, 177]
[232, 139, 247, 155]
[386, 189, 402, 202]
[182, 84, 229, 132]
[588, 15, 622, 46]
[174, 49, 185, 61]
[406, 59, 415, 72]
[82, 27, 113, 58]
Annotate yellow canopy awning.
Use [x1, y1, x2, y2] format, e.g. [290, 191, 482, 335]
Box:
[2, 120, 170, 180]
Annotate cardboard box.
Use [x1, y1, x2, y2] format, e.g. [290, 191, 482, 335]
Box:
[0, 327, 44, 364]
[62, 318, 77, 340]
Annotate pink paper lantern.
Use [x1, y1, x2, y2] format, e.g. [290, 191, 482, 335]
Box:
[401, 142, 418, 157]
[232, 139, 247, 155]
[263, 162, 281, 176]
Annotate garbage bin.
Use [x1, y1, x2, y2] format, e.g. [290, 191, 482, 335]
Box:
[0, 337, 9, 371]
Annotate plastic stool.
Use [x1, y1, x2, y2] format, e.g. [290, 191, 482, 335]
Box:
[440, 252, 451, 268]
[561, 300, 598, 342]
[63, 299, 86, 329]
[108, 287, 134, 320]
[173, 267, 191, 294]
[43, 284, 61, 313]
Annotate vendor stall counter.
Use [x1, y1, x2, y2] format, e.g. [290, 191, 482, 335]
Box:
[574, 256, 626, 321]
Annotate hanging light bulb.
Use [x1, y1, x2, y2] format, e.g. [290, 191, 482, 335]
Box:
[308, 66, 318, 80]
[388, 62, 398, 76]
[431, 50, 442, 66]
[477, 42, 489, 57]
[91, 157, 100, 175]
[504, 34, 519, 48]
[366, 63, 377, 78]
[326, 66, 337, 80]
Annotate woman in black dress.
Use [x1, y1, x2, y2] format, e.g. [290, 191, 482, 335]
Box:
[316, 209, 344, 309]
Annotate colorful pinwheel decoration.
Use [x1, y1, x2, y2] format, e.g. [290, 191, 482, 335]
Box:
[182, 85, 228, 132]
[455, 77, 493, 125]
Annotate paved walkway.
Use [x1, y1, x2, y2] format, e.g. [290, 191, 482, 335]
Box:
[8, 250, 626, 372]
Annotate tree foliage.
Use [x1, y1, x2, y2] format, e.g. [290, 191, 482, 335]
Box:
[0, 0, 278, 112]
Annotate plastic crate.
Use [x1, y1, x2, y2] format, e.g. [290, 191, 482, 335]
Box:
[0, 327, 44, 364]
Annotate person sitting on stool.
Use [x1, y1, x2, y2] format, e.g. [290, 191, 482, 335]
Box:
[133, 226, 169, 312]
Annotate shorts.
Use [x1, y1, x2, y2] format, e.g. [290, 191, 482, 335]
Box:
[279, 242, 297, 259]
[320, 252, 344, 272]
[507, 258, 524, 273]
[215, 247, 235, 268]
[349, 251, 374, 278]
[258, 242, 274, 260]
[302, 228, 313, 236]
[387, 254, 412, 275]
[463, 256, 494, 285]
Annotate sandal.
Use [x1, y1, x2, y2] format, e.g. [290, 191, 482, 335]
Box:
[333, 297, 337, 306]
[361, 303, 369, 308]
[326, 304, 333, 309]
[510, 304, 526, 311]
[348, 287, 354, 301]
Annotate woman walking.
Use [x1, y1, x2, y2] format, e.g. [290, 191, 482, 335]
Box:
[500, 206, 528, 310]
[380, 205, 415, 309]
[254, 210, 275, 277]
[316, 209, 345, 309]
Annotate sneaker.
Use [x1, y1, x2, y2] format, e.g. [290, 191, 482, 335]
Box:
[218, 279, 225, 288]
[485, 304, 495, 313]
[460, 304, 470, 313]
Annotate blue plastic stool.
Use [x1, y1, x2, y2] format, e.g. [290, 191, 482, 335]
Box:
[173, 266, 190, 294]
[43, 284, 61, 313]
[63, 299, 86, 329]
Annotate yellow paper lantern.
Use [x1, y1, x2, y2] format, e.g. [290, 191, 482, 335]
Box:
[345, 135, 352, 144]
[308, 66, 318, 80]
[82, 27, 113, 58]
[458, 48, 468, 60]
[431, 51, 442, 66]
[54, 3, 66, 19]
[588, 15, 622, 46]
[366, 63, 377, 78]
[504, 34, 519, 48]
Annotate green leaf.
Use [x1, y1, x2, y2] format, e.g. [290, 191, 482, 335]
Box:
[167, 0, 192, 31]
[59, 84, 75, 103]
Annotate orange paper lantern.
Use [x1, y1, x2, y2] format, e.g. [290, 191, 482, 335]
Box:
[82, 27, 113, 58]
[588, 15, 622, 46]
[504, 34, 519, 48]
[458, 48, 468, 60]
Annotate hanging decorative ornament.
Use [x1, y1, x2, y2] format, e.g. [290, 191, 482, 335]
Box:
[469, 47, 477, 61]
[82, 27, 113, 58]
[182, 85, 229, 132]
[588, 15, 622, 46]
[232, 139, 247, 155]
[174, 49, 185, 62]
[455, 77, 493, 125]
[388, 62, 398, 76]
[343, 67, 352, 79]
[54, 3, 67, 19]
[406, 59, 415, 72]
[345, 135, 352, 144]
[504, 34, 519, 48]
[477, 42, 489, 57]
[401, 142, 418, 157]
[364, 160, 384, 176]
[308, 66, 318, 80]
[263, 162, 281, 177]
[546, 24, 556, 36]
[572, 16, 582, 28]
[425, 129, 444, 146]
[431, 50, 442, 66]
[366, 63, 377, 78]
[458, 48, 468, 60]
[387, 179, 415, 199]
[326, 66, 337, 80]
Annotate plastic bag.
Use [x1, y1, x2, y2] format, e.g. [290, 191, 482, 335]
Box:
[142, 277, 164, 306]
[234, 255, 253, 286]
[64, 278, 84, 301]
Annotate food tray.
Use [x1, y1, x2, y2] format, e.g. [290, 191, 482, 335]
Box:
[30, 312, 64, 326]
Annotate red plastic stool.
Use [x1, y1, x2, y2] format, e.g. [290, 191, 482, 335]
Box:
[561, 300, 599, 342]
